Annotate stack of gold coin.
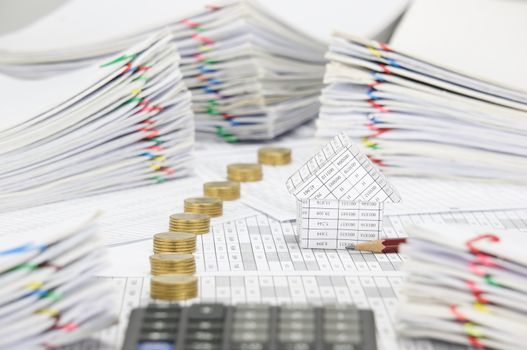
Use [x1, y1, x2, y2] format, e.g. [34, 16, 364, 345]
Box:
[184, 197, 223, 217]
[150, 253, 196, 276]
[203, 181, 240, 200]
[258, 146, 292, 165]
[227, 163, 262, 182]
[150, 274, 198, 301]
[153, 232, 197, 253]
[169, 213, 210, 234]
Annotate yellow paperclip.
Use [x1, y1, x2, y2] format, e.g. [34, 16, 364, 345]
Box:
[26, 281, 44, 290]
[473, 302, 489, 313]
[367, 46, 382, 58]
[464, 323, 484, 338]
[36, 308, 60, 317]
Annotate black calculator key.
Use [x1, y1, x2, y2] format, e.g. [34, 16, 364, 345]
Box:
[231, 342, 268, 350]
[139, 331, 174, 342]
[187, 330, 223, 342]
[185, 341, 222, 350]
[187, 320, 223, 331]
[141, 321, 179, 331]
[232, 330, 269, 342]
[232, 321, 269, 331]
[325, 345, 357, 350]
[188, 304, 225, 320]
[276, 343, 315, 350]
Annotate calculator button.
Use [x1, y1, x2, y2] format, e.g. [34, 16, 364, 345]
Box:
[144, 312, 180, 321]
[324, 321, 359, 332]
[188, 304, 225, 320]
[232, 330, 269, 342]
[325, 345, 357, 350]
[187, 320, 223, 331]
[279, 311, 314, 321]
[139, 332, 174, 342]
[278, 331, 314, 342]
[234, 310, 270, 320]
[324, 330, 361, 343]
[231, 342, 267, 350]
[233, 321, 269, 331]
[276, 343, 315, 350]
[141, 321, 179, 331]
[185, 341, 221, 350]
[187, 330, 223, 342]
[136, 342, 175, 350]
[280, 322, 314, 332]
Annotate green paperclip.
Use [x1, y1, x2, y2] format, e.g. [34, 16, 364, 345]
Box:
[484, 274, 501, 287]
[44, 291, 63, 302]
[151, 176, 165, 184]
[100, 53, 137, 67]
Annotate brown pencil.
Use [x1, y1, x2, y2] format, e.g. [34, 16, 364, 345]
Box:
[346, 238, 407, 253]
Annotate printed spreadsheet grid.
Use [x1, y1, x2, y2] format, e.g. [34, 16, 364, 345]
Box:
[298, 199, 384, 249]
[64, 207, 527, 350]
[286, 134, 400, 203]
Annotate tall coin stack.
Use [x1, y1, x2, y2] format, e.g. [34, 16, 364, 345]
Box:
[184, 197, 223, 217]
[150, 253, 196, 276]
[169, 213, 210, 234]
[153, 232, 197, 254]
[227, 163, 263, 182]
[258, 147, 292, 165]
[203, 181, 241, 200]
[150, 275, 198, 301]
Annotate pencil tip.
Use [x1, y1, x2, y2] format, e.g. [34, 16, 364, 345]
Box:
[346, 243, 355, 250]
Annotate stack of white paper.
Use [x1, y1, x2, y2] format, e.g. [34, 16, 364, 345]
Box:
[0, 0, 326, 140]
[398, 223, 527, 350]
[316, 31, 527, 182]
[0, 32, 194, 212]
[0, 212, 115, 349]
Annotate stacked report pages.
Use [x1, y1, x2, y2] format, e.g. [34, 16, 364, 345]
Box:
[0, 0, 326, 140]
[398, 224, 527, 350]
[0, 213, 115, 349]
[316, 31, 527, 182]
[0, 32, 194, 212]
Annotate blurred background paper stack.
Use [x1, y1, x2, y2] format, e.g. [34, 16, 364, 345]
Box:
[0, 212, 115, 349]
[0, 0, 333, 141]
[397, 224, 527, 350]
[316, 0, 527, 182]
[174, 0, 325, 140]
[0, 32, 194, 212]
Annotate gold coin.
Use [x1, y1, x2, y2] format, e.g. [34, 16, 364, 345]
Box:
[150, 274, 198, 301]
[227, 163, 263, 182]
[203, 181, 240, 200]
[258, 147, 292, 165]
[153, 232, 197, 253]
[154, 232, 196, 241]
[169, 213, 210, 234]
[169, 213, 210, 223]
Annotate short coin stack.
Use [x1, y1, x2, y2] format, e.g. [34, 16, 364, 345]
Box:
[227, 163, 263, 182]
[258, 147, 292, 165]
[153, 232, 197, 254]
[169, 213, 210, 234]
[203, 181, 241, 201]
[150, 253, 196, 276]
[150, 275, 198, 301]
[184, 197, 223, 217]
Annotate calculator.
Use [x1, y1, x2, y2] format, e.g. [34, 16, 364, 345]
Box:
[122, 303, 377, 350]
